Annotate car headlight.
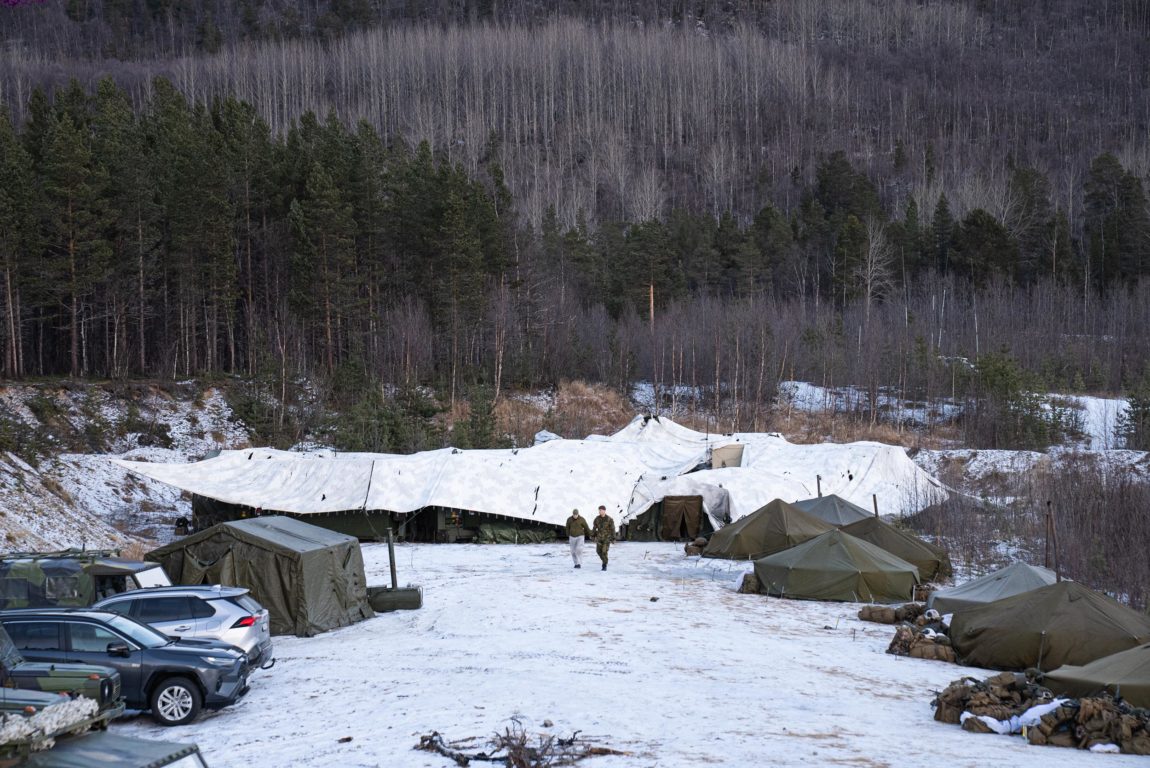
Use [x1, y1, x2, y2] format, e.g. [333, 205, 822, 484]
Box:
[203, 656, 235, 666]
[100, 679, 112, 704]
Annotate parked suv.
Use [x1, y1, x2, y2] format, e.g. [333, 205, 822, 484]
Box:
[0, 623, 123, 714]
[0, 609, 249, 726]
[94, 585, 273, 669]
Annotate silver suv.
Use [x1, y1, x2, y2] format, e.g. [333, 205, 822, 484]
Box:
[93, 586, 273, 669]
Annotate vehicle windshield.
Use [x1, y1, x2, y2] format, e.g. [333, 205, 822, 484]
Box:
[105, 614, 172, 649]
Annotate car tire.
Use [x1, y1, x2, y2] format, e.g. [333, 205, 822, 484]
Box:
[150, 676, 202, 726]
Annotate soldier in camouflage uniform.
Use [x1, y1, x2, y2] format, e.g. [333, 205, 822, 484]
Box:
[591, 505, 616, 571]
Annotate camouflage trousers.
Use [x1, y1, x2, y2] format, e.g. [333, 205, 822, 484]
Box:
[596, 540, 610, 565]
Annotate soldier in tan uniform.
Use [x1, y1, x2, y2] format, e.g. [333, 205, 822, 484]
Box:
[565, 509, 591, 568]
[591, 505, 616, 571]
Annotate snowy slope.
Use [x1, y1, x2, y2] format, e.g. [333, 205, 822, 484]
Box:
[114, 543, 1146, 767]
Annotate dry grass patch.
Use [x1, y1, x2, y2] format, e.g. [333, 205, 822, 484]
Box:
[548, 380, 633, 438]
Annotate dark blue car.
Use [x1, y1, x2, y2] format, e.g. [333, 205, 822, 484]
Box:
[0, 609, 249, 726]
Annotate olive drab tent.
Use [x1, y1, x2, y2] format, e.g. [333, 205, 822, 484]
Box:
[701, 499, 833, 560]
[838, 517, 952, 582]
[949, 581, 1150, 672]
[752, 530, 920, 603]
[1044, 643, 1150, 708]
[928, 561, 1058, 614]
[146, 516, 374, 637]
[792, 494, 871, 527]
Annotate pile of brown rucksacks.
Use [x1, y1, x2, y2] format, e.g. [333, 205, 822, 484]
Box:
[933, 671, 1150, 755]
[858, 602, 924, 624]
[856, 602, 958, 663]
[886, 623, 956, 662]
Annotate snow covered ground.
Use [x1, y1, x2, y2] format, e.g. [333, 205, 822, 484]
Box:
[114, 543, 1145, 767]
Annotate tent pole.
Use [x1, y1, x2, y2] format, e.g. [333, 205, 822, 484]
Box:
[872, 494, 878, 518]
[387, 528, 399, 590]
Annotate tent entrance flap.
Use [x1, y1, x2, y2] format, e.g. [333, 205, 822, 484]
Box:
[660, 496, 703, 540]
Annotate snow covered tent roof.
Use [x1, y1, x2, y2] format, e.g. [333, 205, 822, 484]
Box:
[623, 418, 947, 523]
[115, 415, 948, 533]
[114, 430, 710, 530]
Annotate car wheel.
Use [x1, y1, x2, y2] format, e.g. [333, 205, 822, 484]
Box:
[150, 676, 202, 726]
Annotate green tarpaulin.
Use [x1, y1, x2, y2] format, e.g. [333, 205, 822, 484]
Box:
[928, 561, 1057, 614]
[839, 517, 952, 581]
[146, 516, 374, 637]
[753, 530, 920, 603]
[702, 499, 832, 560]
[792, 494, 871, 527]
[1044, 643, 1150, 708]
[950, 581, 1150, 672]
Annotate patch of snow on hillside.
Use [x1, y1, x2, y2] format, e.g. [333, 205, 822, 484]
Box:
[777, 381, 962, 426]
[1064, 395, 1129, 450]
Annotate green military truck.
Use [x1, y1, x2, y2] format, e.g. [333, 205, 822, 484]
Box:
[20, 732, 209, 768]
[0, 696, 204, 768]
[0, 551, 171, 610]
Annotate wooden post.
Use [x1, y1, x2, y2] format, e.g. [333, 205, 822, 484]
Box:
[1048, 500, 1061, 582]
[387, 527, 399, 590]
[816, 475, 822, 497]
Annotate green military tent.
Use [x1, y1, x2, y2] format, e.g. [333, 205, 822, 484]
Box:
[702, 499, 832, 561]
[839, 517, 952, 581]
[949, 581, 1150, 672]
[1043, 643, 1150, 708]
[146, 516, 375, 637]
[928, 561, 1057, 614]
[792, 494, 871, 527]
[752, 530, 920, 603]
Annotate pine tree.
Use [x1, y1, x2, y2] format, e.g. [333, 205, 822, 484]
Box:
[0, 108, 36, 377]
[40, 114, 111, 376]
[289, 162, 357, 373]
[931, 194, 955, 273]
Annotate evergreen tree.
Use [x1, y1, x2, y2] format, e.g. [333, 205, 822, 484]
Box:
[931, 194, 955, 273]
[289, 162, 357, 373]
[40, 114, 111, 376]
[953, 208, 1017, 283]
[0, 108, 36, 377]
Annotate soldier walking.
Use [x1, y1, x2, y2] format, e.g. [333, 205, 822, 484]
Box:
[592, 505, 616, 571]
[566, 509, 591, 568]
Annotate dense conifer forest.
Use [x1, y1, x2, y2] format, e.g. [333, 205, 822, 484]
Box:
[1, 0, 1149, 450]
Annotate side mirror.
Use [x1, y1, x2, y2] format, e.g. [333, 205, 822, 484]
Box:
[106, 642, 131, 657]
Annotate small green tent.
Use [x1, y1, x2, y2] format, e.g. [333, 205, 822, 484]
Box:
[928, 561, 1057, 614]
[1043, 643, 1150, 707]
[146, 516, 374, 637]
[949, 581, 1150, 672]
[753, 530, 920, 603]
[792, 494, 871, 527]
[702, 499, 832, 560]
[839, 517, 952, 581]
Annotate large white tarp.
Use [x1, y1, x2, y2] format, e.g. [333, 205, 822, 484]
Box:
[613, 418, 947, 522]
[114, 415, 946, 529]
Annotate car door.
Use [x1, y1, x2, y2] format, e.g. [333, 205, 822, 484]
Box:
[63, 621, 146, 705]
[3, 620, 64, 662]
[135, 596, 200, 639]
